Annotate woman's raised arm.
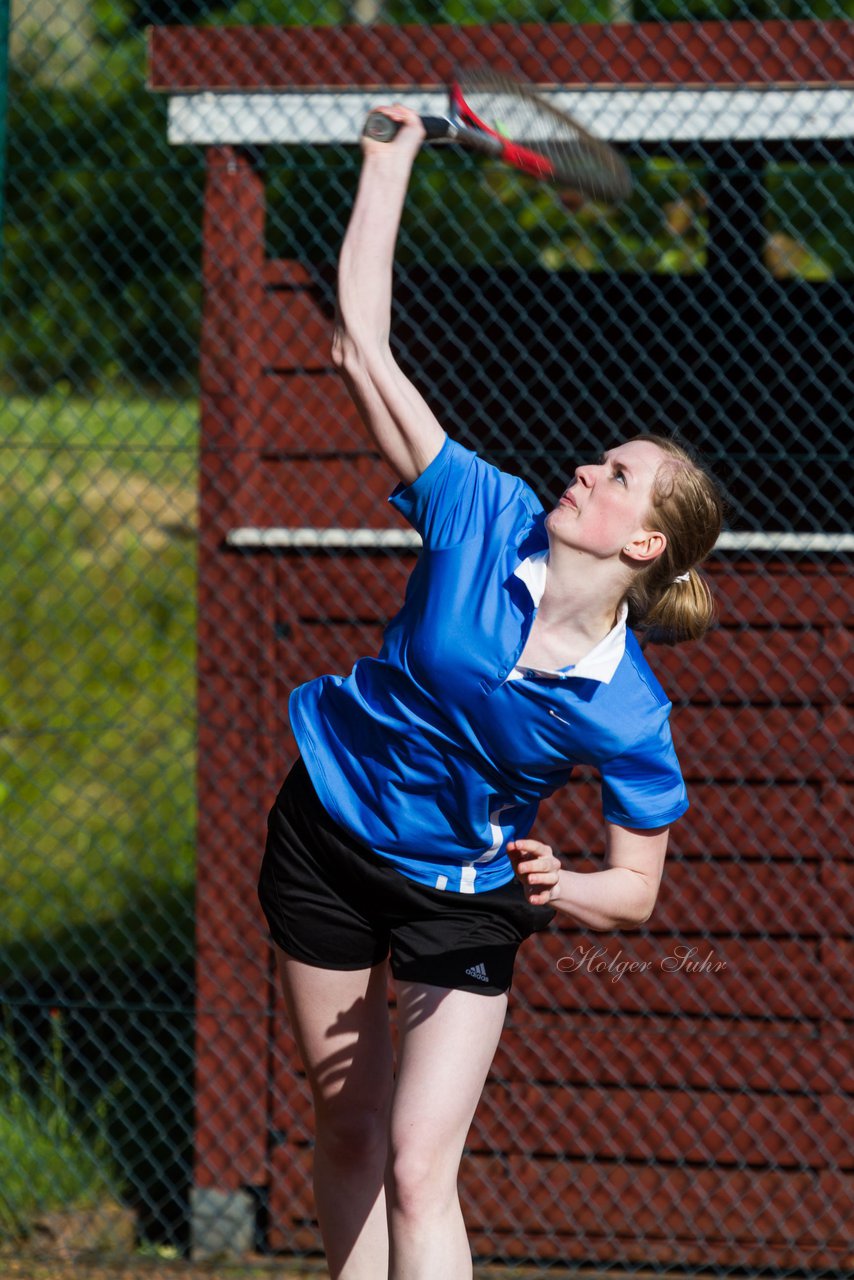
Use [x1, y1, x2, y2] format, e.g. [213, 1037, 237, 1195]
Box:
[332, 106, 446, 486]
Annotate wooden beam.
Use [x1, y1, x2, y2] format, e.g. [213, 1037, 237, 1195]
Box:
[148, 21, 854, 92]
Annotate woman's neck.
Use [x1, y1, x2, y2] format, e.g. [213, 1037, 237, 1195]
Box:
[536, 540, 627, 645]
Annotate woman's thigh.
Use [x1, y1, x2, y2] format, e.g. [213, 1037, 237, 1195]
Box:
[388, 982, 508, 1196]
[277, 949, 394, 1136]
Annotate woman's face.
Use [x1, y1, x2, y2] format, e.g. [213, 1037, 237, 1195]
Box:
[546, 439, 668, 563]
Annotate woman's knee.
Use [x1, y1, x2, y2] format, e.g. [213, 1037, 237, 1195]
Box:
[314, 1092, 390, 1167]
[387, 1140, 459, 1219]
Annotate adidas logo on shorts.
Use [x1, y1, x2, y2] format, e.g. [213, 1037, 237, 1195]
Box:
[465, 962, 490, 984]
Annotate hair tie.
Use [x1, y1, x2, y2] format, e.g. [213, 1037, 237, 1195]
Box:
[672, 571, 691, 584]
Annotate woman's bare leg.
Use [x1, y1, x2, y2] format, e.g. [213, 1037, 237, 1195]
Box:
[386, 982, 508, 1280]
[276, 949, 394, 1280]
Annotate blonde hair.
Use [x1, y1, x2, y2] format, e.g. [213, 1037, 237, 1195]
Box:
[624, 434, 725, 644]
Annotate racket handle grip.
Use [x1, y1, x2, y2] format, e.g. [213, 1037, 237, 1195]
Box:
[363, 112, 451, 143]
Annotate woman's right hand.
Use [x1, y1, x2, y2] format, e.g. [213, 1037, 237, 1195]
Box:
[361, 104, 426, 162]
[507, 839, 563, 907]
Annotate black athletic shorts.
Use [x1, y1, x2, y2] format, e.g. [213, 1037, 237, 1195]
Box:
[258, 756, 555, 997]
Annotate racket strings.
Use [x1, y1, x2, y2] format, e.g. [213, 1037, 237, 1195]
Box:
[458, 70, 632, 202]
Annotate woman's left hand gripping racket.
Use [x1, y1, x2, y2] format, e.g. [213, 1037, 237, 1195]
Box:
[363, 69, 632, 204]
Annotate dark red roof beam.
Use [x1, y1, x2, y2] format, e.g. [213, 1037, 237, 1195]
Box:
[148, 21, 854, 93]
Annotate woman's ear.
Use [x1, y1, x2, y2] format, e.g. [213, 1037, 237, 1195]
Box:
[623, 530, 667, 563]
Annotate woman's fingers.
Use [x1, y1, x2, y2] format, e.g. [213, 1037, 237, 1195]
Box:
[508, 840, 559, 878]
[507, 840, 561, 905]
[518, 858, 561, 884]
[507, 838, 553, 859]
[362, 103, 426, 156]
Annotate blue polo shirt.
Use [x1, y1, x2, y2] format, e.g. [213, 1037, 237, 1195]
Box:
[289, 435, 688, 893]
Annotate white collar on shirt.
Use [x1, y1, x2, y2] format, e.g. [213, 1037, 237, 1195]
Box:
[509, 550, 628, 685]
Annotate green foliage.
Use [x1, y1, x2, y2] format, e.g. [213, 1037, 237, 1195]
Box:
[265, 146, 711, 273]
[3, 3, 853, 394]
[0, 395, 198, 979]
[265, 143, 852, 281]
[766, 163, 853, 279]
[0, 1011, 121, 1239]
[3, 36, 204, 393]
[634, 0, 854, 15]
[384, 0, 613, 18]
[202, 0, 348, 20]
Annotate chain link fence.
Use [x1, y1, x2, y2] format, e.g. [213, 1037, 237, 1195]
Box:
[1, 2, 852, 1276]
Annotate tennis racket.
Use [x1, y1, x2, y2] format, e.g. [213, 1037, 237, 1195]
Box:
[363, 69, 632, 204]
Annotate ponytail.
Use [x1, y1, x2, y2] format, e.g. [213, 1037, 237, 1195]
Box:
[624, 435, 725, 645]
[637, 565, 718, 643]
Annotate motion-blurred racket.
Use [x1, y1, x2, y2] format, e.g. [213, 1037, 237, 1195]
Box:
[363, 69, 631, 204]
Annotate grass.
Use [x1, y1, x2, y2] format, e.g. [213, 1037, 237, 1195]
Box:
[0, 391, 198, 485]
[0, 391, 199, 980]
[0, 1011, 121, 1241]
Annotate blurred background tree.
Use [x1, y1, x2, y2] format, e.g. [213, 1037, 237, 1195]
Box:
[2, 0, 851, 393]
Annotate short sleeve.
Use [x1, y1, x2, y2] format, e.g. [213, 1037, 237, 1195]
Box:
[599, 711, 689, 829]
[389, 436, 539, 549]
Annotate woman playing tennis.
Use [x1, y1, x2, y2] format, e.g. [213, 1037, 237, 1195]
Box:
[258, 107, 724, 1280]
